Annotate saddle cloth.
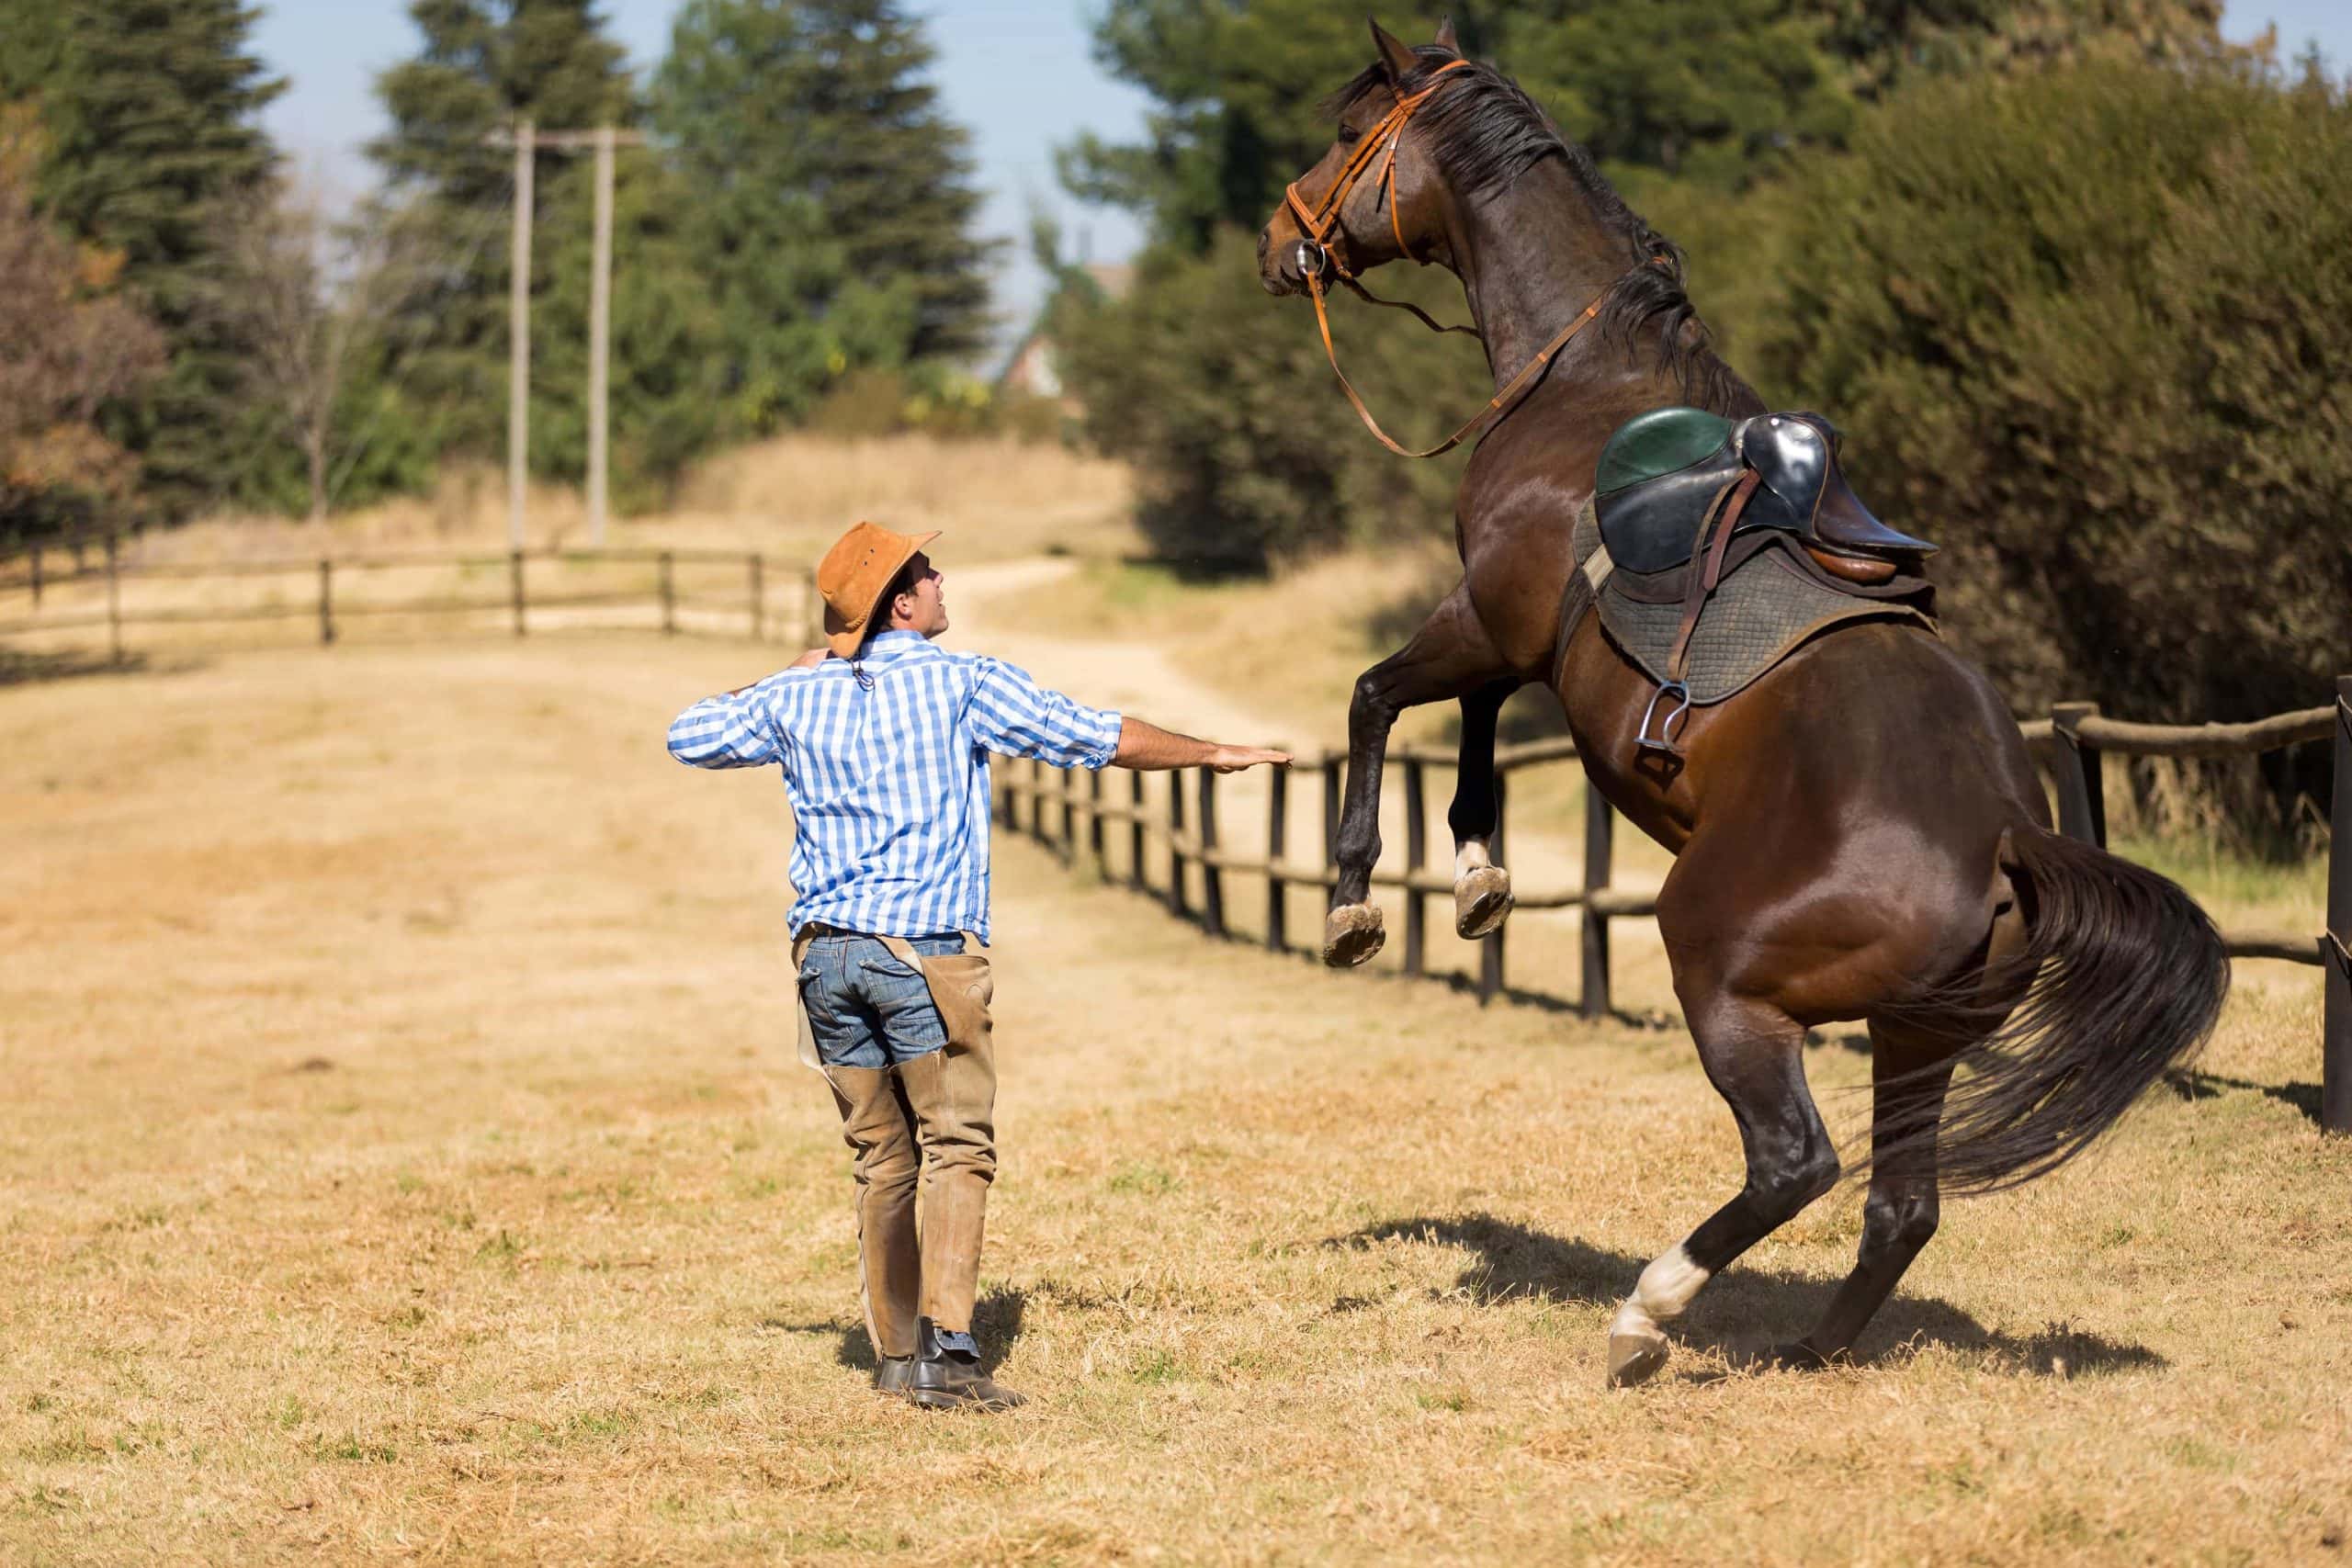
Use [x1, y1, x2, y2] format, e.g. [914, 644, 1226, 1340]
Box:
[1594, 406, 1935, 576]
[1570, 500, 1938, 705]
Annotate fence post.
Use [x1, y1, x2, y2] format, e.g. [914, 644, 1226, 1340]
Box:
[509, 549, 526, 637]
[1166, 767, 1188, 919]
[104, 534, 120, 664]
[748, 553, 763, 641]
[1129, 771, 1148, 891]
[318, 559, 335, 646]
[28, 545, 40, 609]
[1581, 784, 1615, 1020]
[1266, 763, 1289, 953]
[1198, 768, 1225, 939]
[2050, 701, 2106, 847]
[2323, 674, 2351, 1136]
[1033, 759, 1052, 846]
[1479, 773, 1508, 1005]
[1402, 757, 1427, 977]
[1087, 767, 1106, 864]
[659, 551, 676, 636]
[1058, 766, 1076, 855]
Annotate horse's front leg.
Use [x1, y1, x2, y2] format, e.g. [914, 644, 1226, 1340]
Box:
[1324, 583, 1511, 967]
[1448, 679, 1519, 939]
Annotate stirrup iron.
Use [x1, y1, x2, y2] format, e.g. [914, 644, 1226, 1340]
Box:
[1635, 681, 1692, 756]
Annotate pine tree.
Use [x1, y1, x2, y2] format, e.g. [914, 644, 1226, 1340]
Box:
[366, 0, 635, 463]
[654, 0, 998, 434]
[0, 0, 283, 520]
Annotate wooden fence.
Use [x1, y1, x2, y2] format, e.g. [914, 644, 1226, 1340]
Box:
[993, 680, 2351, 1135]
[0, 537, 823, 655]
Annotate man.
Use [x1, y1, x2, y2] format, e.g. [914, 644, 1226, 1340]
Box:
[666, 521, 1287, 1412]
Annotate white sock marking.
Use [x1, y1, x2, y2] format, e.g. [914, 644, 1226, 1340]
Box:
[1610, 1245, 1712, 1340]
[1454, 840, 1493, 880]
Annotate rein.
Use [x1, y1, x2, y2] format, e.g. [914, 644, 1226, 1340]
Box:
[1282, 61, 1665, 460]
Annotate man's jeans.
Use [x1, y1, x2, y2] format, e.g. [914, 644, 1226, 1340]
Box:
[797, 932, 961, 1069]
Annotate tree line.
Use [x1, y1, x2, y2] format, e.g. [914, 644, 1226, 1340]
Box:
[0, 0, 1009, 545]
[1046, 0, 2349, 821]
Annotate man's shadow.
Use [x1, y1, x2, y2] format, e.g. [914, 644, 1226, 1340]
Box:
[1336, 1213, 2163, 1379]
[763, 1286, 1028, 1376]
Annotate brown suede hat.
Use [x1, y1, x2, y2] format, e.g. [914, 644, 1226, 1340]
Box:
[817, 520, 941, 659]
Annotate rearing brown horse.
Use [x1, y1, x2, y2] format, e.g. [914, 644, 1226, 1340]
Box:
[1258, 21, 2228, 1386]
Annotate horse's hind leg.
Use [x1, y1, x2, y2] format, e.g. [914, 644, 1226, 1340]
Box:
[1324, 581, 1512, 967]
[1448, 679, 1519, 940]
[1782, 1019, 1956, 1367]
[1609, 990, 1840, 1388]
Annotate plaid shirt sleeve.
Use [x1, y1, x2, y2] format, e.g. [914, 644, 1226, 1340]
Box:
[966, 658, 1123, 770]
[666, 676, 789, 769]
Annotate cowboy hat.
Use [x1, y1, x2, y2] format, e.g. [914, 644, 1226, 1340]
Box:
[816, 520, 941, 660]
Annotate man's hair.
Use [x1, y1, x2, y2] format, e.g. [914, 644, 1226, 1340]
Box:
[880, 558, 922, 621]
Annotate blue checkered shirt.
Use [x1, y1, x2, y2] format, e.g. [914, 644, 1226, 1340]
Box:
[666, 630, 1122, 943]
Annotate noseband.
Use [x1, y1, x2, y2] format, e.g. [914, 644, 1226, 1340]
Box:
[1282, 60, 1668, 460]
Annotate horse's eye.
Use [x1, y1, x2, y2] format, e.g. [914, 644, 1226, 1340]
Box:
[1336, 125, 1362, 145]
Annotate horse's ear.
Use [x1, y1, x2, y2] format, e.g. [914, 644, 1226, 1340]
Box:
[1368, 17, 1418, 84]
[1433, 17, 1460, 54]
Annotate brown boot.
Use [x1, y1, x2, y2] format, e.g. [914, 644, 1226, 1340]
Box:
[907, 1317, 1024, 1412]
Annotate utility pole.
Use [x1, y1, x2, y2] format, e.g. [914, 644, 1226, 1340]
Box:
[507, 118, 535, 552]
[588, 123, 615, 546]
[490, 120, 645, 552]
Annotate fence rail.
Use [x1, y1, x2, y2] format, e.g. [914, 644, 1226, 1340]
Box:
[0, 536, 823, 655]
[993, 677, 2350, 1134]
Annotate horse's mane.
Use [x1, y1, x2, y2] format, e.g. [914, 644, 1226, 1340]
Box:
[1325, 48, 1749, 413]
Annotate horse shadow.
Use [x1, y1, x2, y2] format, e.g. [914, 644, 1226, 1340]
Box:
[1335, 1213, 2164, 1380]
[761, 1285, 1029, 1376]
[2164, 1066, 2322, 1125]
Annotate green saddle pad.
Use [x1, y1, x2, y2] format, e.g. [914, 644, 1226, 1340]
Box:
[1572, 502, 1936, 705]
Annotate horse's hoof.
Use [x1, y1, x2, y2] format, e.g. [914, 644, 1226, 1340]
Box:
[1607, 1331, 1669, 1389]
[1321, 904, 1385, 968]
[1454, 866, 1513, 940]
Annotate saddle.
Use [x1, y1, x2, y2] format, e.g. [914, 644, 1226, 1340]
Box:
[1594, 408, 1933, 576]
[1565, 408, 1938, 757]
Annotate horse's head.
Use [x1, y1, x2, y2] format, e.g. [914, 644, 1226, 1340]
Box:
[1257, 18, 1466, 298]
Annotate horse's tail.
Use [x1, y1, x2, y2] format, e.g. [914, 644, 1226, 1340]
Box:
[1880, 825, 2230, 1195]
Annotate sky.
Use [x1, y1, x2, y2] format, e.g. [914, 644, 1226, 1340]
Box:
[252, 0, 2351, 366]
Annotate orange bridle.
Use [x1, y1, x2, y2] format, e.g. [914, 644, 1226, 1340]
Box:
[1281, 60, 1668, 460]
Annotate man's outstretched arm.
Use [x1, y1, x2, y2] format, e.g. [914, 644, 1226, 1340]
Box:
[1113, 716, 1290, 774]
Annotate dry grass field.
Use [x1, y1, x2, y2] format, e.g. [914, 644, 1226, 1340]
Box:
[3, 625, 2346, 1566]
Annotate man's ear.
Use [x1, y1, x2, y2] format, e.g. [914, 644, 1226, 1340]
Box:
[1433, 16, 1459, 54]
[1369, 17, 1418, 85]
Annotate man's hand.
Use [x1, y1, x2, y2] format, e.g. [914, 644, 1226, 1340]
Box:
[1207, 744, 1292, 773]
